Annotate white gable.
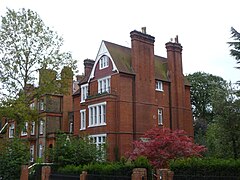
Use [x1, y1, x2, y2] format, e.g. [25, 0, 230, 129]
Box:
[89, 41, 119, 81]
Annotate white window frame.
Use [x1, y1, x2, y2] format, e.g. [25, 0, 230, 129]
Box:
[30, 145, 34, 162]
[156, 80, 163, 91]
[158, 108, 163, 125]
[99, 56, 109, 69]
[31, 122, 35, 135]
[9, 123, 15, 138]
[21, 122, 28, 136]
[69, 122, 73, 133]
[39, 120, 44, 135]
[39, 99, 44, 111]
[89, 134, 106, 148]
[98, 76, 111, 94]
[88, 102, 107, 127]
[80, 109, 86, 130]
[81, 84, 88, 103]
[39, 144, 43, 158]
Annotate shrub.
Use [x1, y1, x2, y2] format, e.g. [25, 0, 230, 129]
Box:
[128, 128, 206, 169]
[48, 132, 104, 166]
[57, 165, 83, 175]
[0, 138, 29, 180]
[170, 157, 240, 177]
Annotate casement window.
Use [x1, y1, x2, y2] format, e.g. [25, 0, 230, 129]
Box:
[89, 134, 106, 161]
[39, 99, 44, 111]
[158, 108, 163, 125]
[89, 134, 106, 149]
[21, 122, 28, 136]
[156, 81, 163, 91]
[98, 77, 111, 94]
[99, 56, 109, 69]
[80, 109, 86, 130]
[38, 144, 43, 158]
[39, 120, 44, 135]
[31, 122, 35, 135]
[81, 84, 88, 103]
[9, 123, 15, 138]
[30, 145, 34, 162]
[88, 102, 106, 127]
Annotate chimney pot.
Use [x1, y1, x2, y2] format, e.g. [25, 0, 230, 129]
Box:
[142, 27, 146, 34]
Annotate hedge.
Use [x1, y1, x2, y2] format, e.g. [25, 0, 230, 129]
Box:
[170, 158, 240, 177]
[56, 156, 152, 178]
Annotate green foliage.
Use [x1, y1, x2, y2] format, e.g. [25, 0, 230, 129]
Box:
[187, 72, 227, 145]
[188, 72, 240, 159]
[0, 8, 77, 99]
[0, 8, 77, 134]
[82, 162, 134, 176]
[0, 138, 30, 180]
[206, 83, 240, 159]
[170, 157, 240, 177]
[48, 132, 105, 166]
[228, 27, 240, 70]
[55, 156, 152, 178]
[57, 165, 83, 175]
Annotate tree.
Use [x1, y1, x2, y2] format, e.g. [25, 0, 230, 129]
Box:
[228, 27, 240, 70]
[0, 137, 30, 180]
[0, 8, 77, 99]
[186, 72, 227, 144]
[128, 128, 206, 169]
[206, 83, 240, 159]
[48, 132, 105, 166]
[0, 8, 77, 132]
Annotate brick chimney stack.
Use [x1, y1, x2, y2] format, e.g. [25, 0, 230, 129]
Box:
[130, 28, 155, 94]
[165, 36, 185, 131]
[84, 59, 94, 77]
[130, 28, 156, 138]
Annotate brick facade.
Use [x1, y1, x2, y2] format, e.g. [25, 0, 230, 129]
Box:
[73, 29, 193, 161]
[0, 67, 74, 163]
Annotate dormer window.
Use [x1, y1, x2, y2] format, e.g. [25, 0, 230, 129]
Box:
[99, 56, 109, 69]
[156, 81, 163, 91]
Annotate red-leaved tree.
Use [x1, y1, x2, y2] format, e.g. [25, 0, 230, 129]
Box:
[129, 128, 206, 169]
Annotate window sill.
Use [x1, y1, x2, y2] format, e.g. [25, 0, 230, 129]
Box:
[80, 128, 86, 131]
[156, 89, 164, 92]
[88, 123, 106, 128]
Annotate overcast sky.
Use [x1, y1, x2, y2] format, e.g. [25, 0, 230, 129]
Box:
[1, 0, 240, 83]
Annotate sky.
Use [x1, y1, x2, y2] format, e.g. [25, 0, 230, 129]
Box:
[1, 0, 240, 83]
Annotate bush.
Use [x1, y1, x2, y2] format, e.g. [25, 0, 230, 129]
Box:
[0, 138, 29, 180]
[57, 165, 83, 175]
[56, 156, 152, 177]
[170, 157, 240, 176]
[82, 162, 134, 176]
[48, 132, 104, 166]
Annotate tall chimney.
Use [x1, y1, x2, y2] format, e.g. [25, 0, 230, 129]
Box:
[165, 36, 185, 131]
[84, 59, 94, 77]
[130, 29, 155, 83]
[130, 29, 156, 139]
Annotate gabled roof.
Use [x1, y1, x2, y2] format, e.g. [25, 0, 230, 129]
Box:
[104, 41, 133, 74]
[104, 41, 169, 81]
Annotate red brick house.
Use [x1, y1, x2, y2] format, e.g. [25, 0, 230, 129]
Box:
[73, 29, 194, 161]
[0, 67, 74, 163]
